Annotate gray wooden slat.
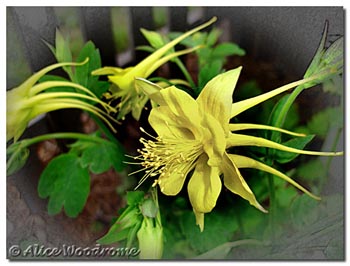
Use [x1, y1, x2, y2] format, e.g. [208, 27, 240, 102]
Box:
[169, 7, 188, 32]
[130, 7, 153, 61]
[10, 7, 58, 72]
[205, 7, 344, 77]
[79, 7, 116, 66]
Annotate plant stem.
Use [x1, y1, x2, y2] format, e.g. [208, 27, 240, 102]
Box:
[270, 85, 304, 142]
[21, 132, 106, 148]
[267, 173, 275, 240]
[173, 57, 196, 88]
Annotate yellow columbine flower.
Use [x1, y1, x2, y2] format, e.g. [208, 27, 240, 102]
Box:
[133, 67, 343, 231]
[92, 17, 217, 121]
[6, 59, 117, 142]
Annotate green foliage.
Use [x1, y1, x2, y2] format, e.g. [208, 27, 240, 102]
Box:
[274, 135, 315, 164]
[45, 30, 109, 98]
[6, 141, 30, 176]
[296, 158, 326, 182]
[180, 208, 238, 254]
[307, 106, 343, 138]
[38, 153, 90, 217]
[79, 140, 124, 174]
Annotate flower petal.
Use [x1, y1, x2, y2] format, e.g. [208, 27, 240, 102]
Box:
[188, 154, 222, 214]
[158, 163, 192, 196]
[193, 209, 205, 232]
[229, 123, 306, 137]
[227, 133, 343, 156]
[197, 67, 242, 132]
[230, 75, 321, 118]
[202, 113, 226, 167]
[155, 87, 203, 138]
[149, 106, 195, 140]
[91, 66, 130, 76]
[228, 154, 321, 200]
[222, 153, 267, 213]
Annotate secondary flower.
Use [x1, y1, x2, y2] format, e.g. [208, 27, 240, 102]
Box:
[133, 68, 343, 231]
[92, 17, 217, 121]
[6, 59, 117, 142]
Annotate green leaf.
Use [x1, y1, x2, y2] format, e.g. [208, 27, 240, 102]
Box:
[127, 191, 145, 206]
[98, 206, 142, 245]
[180, 208, 238, 253]
[55, 30, 73, 77]
[307, 106, 343, 138]
[295, 158, 326, 182]
[136, 45, 156, 53]
[140, 28, 165, 49]
[198, 59, 223, 91]
[38, 153, 90, 217]
[206, 28, 221, 47]
[75, 41, 101, 90]
[290, 194, 319, 230]
[6, 142, 30, 176]
[80, 140, 125, 174]
[211, 42, 246, 58]
[274, 135, 315, 164]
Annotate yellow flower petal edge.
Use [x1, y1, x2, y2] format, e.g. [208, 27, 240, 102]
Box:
[228, 154, 321, 200]
[229, 123, 306, 137]
[227, 133, 343, 156]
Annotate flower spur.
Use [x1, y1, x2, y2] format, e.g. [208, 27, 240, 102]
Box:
[92, 17, 217, 121]
[6, 59, 117, 142]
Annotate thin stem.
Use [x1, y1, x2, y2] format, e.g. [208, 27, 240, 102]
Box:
[23, 132, 107, 147]
[267, 173, 275, 240]
[270, 85, 304, 142]
[173, 57, 196, 88]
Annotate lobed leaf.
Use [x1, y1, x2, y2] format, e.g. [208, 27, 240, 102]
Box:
[38, 153, 90, 217]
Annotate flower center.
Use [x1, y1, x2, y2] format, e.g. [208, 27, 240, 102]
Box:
[131, 128, 202, 190]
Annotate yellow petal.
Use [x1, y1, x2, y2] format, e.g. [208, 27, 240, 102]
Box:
[222, 153, 267, 213]
[158, 163, 193, 196]
[135, 78, 164, 104]
[230, 75, 320, 118]
[155, 87, 203, 138]
[193, 209, 205, 232]
[149, 106, 194, 140]
[18, 58, 89, 94]
[197, 67, 242, 132]
[202, 113, 226, 167]
[188, 154, 222, 213]
[229, 123, 306, 137]
[228, 154, 321, 200]
[227, 133, 343, 156]
[91, 66, 129, 76]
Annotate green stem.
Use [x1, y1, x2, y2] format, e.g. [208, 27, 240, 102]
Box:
[20, 132, 107, 148]
[267, 173, 275, 240]
[173, 57, 196, 88]
[270, 85, 304, 142]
